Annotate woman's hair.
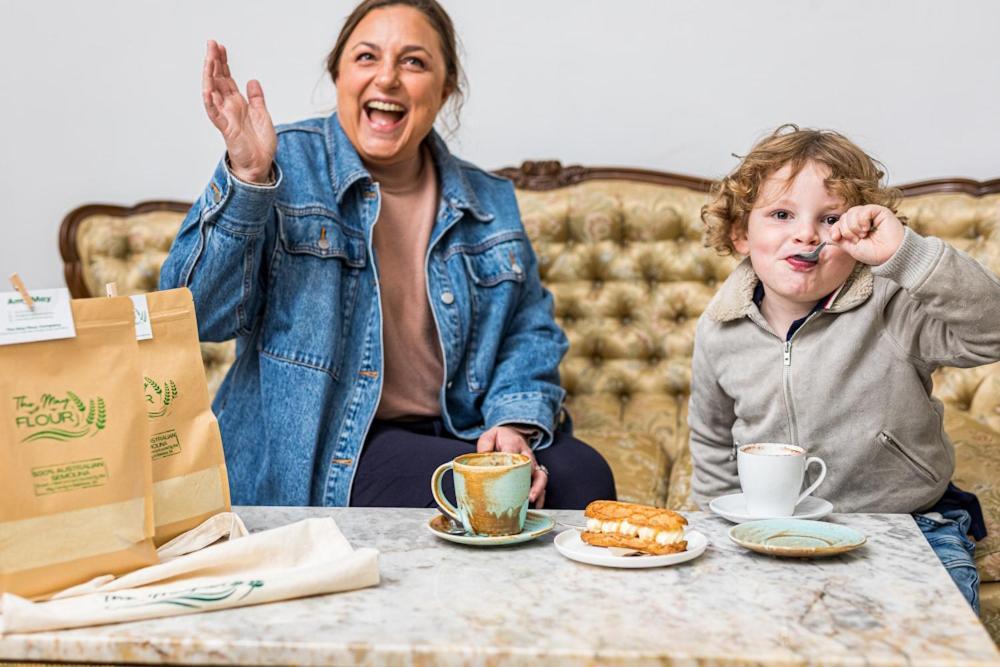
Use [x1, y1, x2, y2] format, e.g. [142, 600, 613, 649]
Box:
[701, 124, 903, 255]
[325, 0, 466, 132]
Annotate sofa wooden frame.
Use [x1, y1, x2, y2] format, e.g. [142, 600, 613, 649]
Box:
[59, 162, 1000, 298]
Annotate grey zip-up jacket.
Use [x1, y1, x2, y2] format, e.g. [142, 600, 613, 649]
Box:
[689, 228, 1000, 513]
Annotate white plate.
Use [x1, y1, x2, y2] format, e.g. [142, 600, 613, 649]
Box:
[553, 528, 708, 568]
[709, 493, 833, 524]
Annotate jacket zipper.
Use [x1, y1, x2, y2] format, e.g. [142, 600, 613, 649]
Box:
[345, 182, 384, 504]
[782, 339, 797, 446]
[779, 312, 821, 448]
[877, 430, 939, 483]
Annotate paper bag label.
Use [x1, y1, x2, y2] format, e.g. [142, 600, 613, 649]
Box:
[0, 288, 76, 345]
[13, 392, 107, 442]
[32, 458, 109, 495]
[150, 429, 182, 460]
[130, 294, 153, 341]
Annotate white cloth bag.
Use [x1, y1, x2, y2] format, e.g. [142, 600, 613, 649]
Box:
[0, 513, 379, 634]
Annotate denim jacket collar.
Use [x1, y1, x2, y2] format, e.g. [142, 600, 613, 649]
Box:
[326, 113, 493, 223]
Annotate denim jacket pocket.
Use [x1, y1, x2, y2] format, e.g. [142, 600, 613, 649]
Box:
[261, 207, 368, 378]
[277, 207, 367, 266]
[455, 235, 529, 393]
[460, 236, 528, 287]
[876, 430, 940, 484]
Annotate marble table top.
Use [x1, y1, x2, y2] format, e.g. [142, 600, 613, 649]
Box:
[1, 507, 998, 666]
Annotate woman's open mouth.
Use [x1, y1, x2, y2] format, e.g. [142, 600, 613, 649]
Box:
[364, 100, 407, 131]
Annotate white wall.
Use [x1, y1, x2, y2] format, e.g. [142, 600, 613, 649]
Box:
[2, 0, 998, 290]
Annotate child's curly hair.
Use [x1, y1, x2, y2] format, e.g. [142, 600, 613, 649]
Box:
[701, 124, 903, 255]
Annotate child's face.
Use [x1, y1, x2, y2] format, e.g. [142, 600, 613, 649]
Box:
[732, 160, 857, 312]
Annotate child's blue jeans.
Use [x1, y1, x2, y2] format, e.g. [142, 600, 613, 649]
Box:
[914, 509, 980, 614]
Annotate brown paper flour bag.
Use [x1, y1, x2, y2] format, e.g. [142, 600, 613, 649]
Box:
[0, 297, 157, 599]
[138, 288, 229, 545]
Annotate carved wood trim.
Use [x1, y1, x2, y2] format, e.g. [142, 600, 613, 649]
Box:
[896, 177, 1000, 197]
[59, 201, 191, 298]
[493, 161, 1000, 199]
[492, 160, 716, 192]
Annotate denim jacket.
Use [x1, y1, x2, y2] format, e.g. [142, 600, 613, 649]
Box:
[159, 113, 568, 507]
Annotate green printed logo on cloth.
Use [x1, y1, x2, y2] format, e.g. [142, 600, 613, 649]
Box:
[13, 392, 107, 442]
[103, 580, 264, 611]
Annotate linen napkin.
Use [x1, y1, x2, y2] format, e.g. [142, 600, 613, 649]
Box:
[0, 512, 379, 634]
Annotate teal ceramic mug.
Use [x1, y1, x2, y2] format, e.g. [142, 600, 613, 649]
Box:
[430, 452, 532, 536]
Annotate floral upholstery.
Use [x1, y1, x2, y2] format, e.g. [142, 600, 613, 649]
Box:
[68, 210, 236, 399]
[63, 173, 1000, 641]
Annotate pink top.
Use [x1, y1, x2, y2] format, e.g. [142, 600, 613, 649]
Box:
[371, 147, 444, 420]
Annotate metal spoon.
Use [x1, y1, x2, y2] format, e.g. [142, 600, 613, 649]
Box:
[440, 515, 469, 535]
[794, 241, 833, 262]
[557, 520, 587, 530]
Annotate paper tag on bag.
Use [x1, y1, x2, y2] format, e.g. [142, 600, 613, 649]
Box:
[129, 294, 153, 341]
[0, 288, 76, 346]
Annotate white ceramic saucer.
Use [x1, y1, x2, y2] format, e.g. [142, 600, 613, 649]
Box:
[708, 493, 833, 524]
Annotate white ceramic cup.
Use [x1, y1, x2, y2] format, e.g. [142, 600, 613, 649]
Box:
[737, 443, 827, 518]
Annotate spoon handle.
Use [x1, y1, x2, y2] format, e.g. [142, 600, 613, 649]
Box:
[797, 241, 831, 261]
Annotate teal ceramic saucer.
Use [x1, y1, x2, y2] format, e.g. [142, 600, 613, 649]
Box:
[729, 519, 866, 558]
[427, 511, 555, 546]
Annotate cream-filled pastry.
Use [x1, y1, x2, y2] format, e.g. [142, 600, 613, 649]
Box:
[581, 500, 688, 555]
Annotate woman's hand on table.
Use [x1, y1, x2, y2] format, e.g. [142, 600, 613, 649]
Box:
[477, 426, 547, 508]
[202, 40, 277, 185]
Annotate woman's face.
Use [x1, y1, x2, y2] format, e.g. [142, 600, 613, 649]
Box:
[336, 5, 451, 168]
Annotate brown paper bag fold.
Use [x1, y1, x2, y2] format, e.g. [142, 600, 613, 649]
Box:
[140, 288, 230, 545]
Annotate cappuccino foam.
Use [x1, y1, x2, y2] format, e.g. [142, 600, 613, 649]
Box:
[740, 444, 801, 456]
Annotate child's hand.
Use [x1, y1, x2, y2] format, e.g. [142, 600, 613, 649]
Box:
[829, 205, 905, 266]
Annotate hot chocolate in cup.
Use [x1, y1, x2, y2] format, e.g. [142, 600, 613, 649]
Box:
[430, 452, 532, 536]
[737, 443, 827, 518]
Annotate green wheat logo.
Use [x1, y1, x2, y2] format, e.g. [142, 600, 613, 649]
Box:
[103, 580, 264, 610]
[144, 377, 179, 418]
[14, 392, 107, 442]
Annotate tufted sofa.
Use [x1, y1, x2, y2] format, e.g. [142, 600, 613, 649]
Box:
[60, 161, 1000, 642]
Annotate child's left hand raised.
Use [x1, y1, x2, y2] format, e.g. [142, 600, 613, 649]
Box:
[829, 205, 906, 266]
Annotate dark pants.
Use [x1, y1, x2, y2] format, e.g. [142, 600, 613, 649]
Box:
[350, 419, 616, 509]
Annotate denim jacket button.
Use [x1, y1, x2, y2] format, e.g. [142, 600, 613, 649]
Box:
[440, 291, 455, 305]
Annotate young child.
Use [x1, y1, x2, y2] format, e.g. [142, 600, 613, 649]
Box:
[689, 125, 1000, 612]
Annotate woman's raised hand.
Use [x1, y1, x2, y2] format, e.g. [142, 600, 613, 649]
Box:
[202, 40, 277, 184]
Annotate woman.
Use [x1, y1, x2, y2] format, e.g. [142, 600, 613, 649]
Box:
[160, 0, 615, 509]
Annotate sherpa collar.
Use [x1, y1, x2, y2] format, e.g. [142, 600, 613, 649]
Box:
[706, 258, 874, 323]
